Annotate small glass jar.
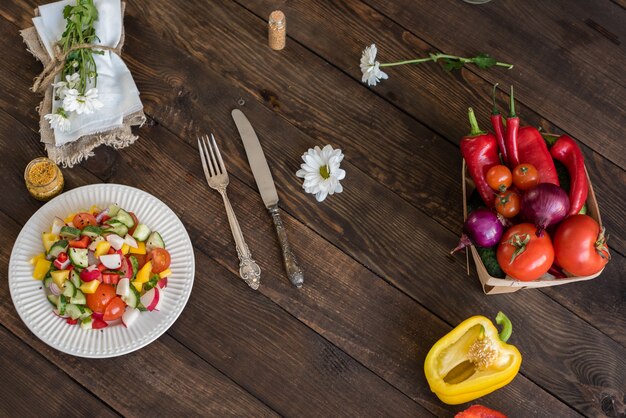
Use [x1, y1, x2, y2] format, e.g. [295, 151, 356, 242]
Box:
[268, 10, 286, 50]
[24, 157, 64, 201]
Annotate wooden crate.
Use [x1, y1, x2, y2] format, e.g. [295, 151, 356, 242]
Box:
[462, 159, 604, 295]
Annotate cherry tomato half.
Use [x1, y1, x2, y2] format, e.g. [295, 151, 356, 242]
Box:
[495, 190, 521, 218]
[497, 223, 554, 281]
[147, 248, 171, 273]
[554, 215, 610, 276]
[103, 296, 126, 321]
[486, 165, 513, 192]
[72, 212, 98, 230]
[512, 164, 539, 191]
[86, 283, 117, 313]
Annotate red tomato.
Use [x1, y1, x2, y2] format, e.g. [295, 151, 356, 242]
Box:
[497, 223, 554, 281]
[486, 165, 512, 192]
[147, 248, 171, 273]
[512, 164, 539, 191]
[103, 296, 126, 321]
[133, 254, 147, 269]
[128, 212, 139, 235]
[68, 235, 90, 249]
[72, 213, 98, 230]
[554, 215, 610, 276]
[86, 283, 117, 313]
[494, 190, 521, 218]
[455, 404, 507, 418]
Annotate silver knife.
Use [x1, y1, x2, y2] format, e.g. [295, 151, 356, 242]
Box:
[231, 109, 304, 288]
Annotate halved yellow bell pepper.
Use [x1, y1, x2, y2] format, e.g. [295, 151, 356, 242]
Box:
[424, 312, 522, 405]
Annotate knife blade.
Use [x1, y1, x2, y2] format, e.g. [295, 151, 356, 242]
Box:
[231, 109, 304, 288]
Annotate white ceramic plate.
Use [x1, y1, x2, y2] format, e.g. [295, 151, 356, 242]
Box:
[8, 184, 195, 358]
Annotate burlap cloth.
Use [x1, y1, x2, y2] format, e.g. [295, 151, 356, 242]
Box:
[20, 2, 145, 167]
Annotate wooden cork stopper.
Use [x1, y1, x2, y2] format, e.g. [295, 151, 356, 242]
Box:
[268, 10, 286, 50]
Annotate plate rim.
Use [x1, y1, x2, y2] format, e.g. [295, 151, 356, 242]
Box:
[8, 183, 195, 358]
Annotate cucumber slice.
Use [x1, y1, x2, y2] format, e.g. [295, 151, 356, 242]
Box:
[65, 303, 82, 320]
[69, 248, 89, 268]
[129, 256, 139, 280]
[70, 269, 82, 288]
[81, 225, 103, 238]
[59, 226, 81, 240]
[108, 204, 121, 217]
[62, 280, 76, 298]
[47, 240, 69, 259]
[113, 209, 135, 228]
[43, 276, 53, 288]
[72, 289, 87, 305]
[88, 235, 105, 251]
[103, 220, 128, 237]
[56, 294, 67, 316]
[47, 294, 59, 307]
[78, 305, 93, 319]
[132, 224, 151, 242]
[146, 231, 165, 250]
[123, 284, 141, 308]
[80, 317, 93, 330]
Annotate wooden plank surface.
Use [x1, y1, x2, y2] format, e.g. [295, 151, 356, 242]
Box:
[1, 1, 625, 417]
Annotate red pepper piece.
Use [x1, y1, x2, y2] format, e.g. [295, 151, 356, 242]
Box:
[549, 135, 588, 216]
[490, 84, 507, 164]
[455, 404, 507, 418]
[66, 318, 78, 325]
[505, 86, 520, 167]
[461, 107, 500, 208]
[68, 235, 90, 249]
[516, 126, 560, 186]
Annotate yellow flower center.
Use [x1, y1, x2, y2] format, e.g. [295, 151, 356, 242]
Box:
[319, 164, 330, 179]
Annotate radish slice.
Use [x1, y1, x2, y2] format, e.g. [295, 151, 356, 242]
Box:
[80, 265, 102, 282]
[49, 282, 61, 295]
[87, 251, 98, 266]
[106, 234, 125, 251]
[124, 234, 138, 249]
[116, 278, 130, 298]
[140, 287, 160, 311]
[92, 312, 104, 320]
[119, 257, 133, 279]
[53, 258, 70, 270]
[99, 254, 122, 269]
[92, 318, 108, 329]
[121, 307, 141, 328]
[157, 277, 168, 289]
[95, 208, 109, 223]
[51, 217, 65, 235]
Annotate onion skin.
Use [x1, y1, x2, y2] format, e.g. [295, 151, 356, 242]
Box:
[521, 183, 570, 237]
[451, 208, 504, 253]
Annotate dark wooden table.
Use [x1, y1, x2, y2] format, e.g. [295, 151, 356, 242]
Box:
[1, 1, 625, 417]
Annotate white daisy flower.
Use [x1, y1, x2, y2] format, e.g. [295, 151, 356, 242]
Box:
[52, 72, 81, 99]
[63, 88, 104, 115]
[44, 108, 71, 132]
[296, 145, 346, 202]
[360, 43, 388, 86]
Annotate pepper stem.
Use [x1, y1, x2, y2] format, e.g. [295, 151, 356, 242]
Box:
[492, 83, 500, 115]
[495, 311, 513, 342]
[509, 85, 517, 118]
[467, 107, 485, 136]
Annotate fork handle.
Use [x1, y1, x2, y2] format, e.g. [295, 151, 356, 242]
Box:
[268, 205, 304, 288]
[220, 190, 261, 290]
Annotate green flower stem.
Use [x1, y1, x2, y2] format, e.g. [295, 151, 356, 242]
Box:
[380, 53, 514, 69]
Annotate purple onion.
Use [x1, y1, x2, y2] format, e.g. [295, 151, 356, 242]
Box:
[521, 183, 570, 236]
[451, 208, 504, 253]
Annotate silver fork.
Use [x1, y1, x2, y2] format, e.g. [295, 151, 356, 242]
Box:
[198, 134, 261, 290]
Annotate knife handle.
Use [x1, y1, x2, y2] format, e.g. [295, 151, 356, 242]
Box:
[268, 205, 304, 288]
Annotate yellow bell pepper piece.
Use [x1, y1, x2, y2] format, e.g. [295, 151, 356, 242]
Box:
[424, 312, 522, 405]
[42, 233, 59, 252]
[135, 261, 152, 284]
[64, 213, 76, 224]
[29, 253, 46, 265]
[94, 241, 111, 257]
[80, 280, 100, 294]
[121, 243, 130, 255]
[129, 241, 146, 255]
[32, 259, 52, 280]
[158, 268, 171, 279]
[131, 281, 143, 292]
[51, 270, 70, 288]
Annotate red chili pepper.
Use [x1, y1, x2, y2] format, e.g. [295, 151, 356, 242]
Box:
[549, 135, 588, 216]
[505, 86, 520, 167]
[516, 126, 560, 186]
[68, 235, 90, 249]
[461, 107, 500, 208]
[490, 84, 507, 165]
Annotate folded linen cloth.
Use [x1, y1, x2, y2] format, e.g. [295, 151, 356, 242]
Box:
[21, 0, 145, 167]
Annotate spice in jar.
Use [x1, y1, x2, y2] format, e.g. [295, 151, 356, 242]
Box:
[24, 157, 64, 201]
[268, 10, 286, 50]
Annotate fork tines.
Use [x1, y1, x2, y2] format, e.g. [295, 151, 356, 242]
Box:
[198, 134, 227, 180]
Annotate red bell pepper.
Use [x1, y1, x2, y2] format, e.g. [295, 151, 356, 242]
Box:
[490, 84, 507, 165]
[516, 126, 560, 186]
[68, 235, 90, 249]
[549, 135, 588, 216]
[505, 86, 520, 168]
[461, 108, 500, 208]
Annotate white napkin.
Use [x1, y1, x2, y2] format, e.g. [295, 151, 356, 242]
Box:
[33, 0, 143, 147]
